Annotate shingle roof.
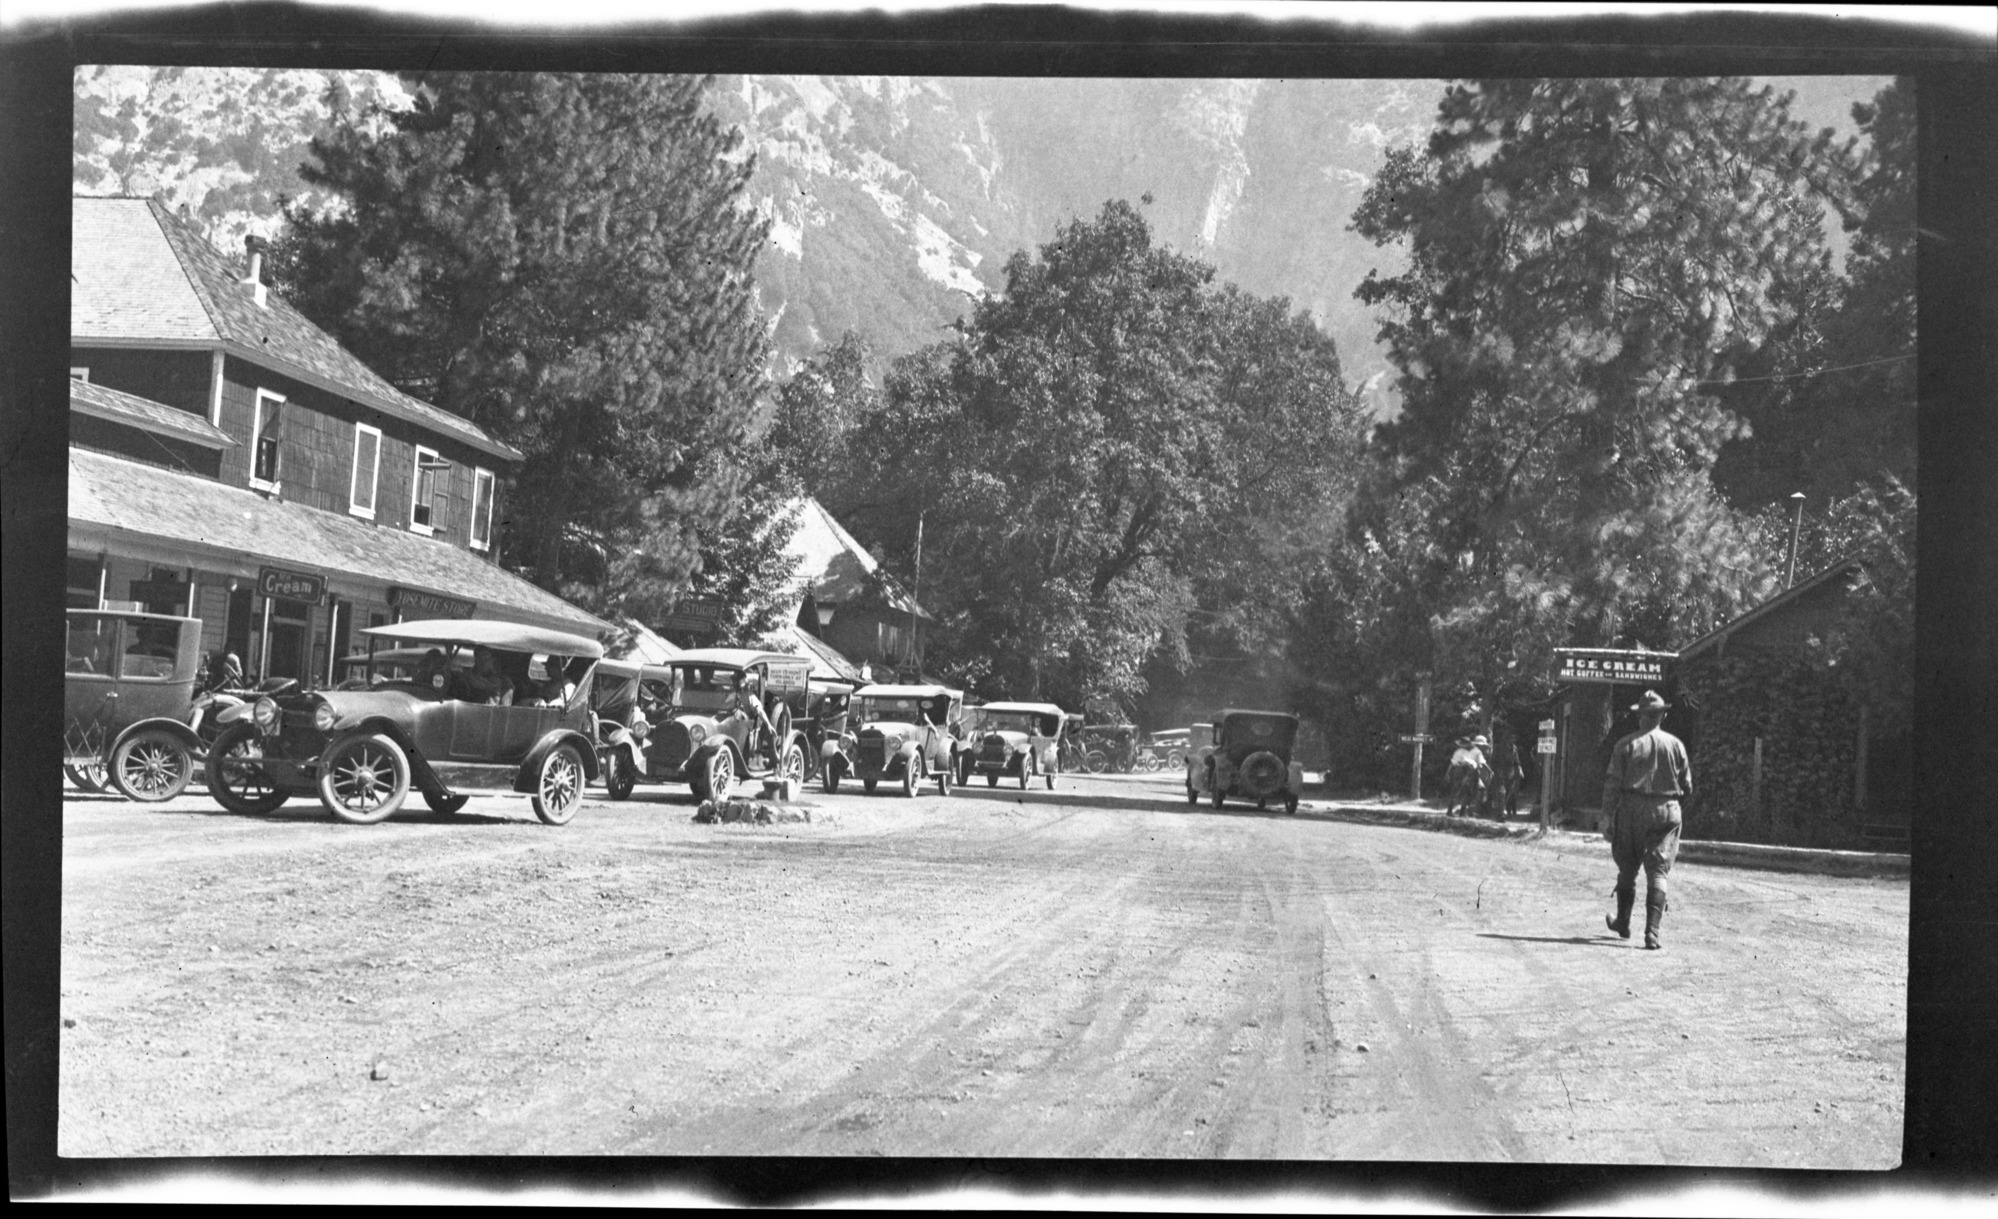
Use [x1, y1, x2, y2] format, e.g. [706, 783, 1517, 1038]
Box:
[69, 446, 610, 636]
[781, 495, 931, 620]
[755, 620, 865, 682]
[71, 378, 234, 448]
[71, 197, 521, 463]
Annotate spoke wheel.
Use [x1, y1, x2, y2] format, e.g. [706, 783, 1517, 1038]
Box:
[704, 748, 735, 803]
[1085, 750, 1109, 774]
[1046, 758, 1057, 792]
[823, 764, 842, 795]
[533, 743, 585, 826]
[779, 741, 807, 787]
[204, 724, 290, 815]
[110, 729, 194, 802]
[604, 749, 636, 800]
[65, 758, 109, 795]
[938, 756, 952, 796]
[1018, 756, 1032, 790]
[902, 758, 920, 798]
[318, 732, 410, 825]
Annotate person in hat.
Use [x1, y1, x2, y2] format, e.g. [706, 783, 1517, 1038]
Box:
[1445, 734, 1492, 817]
[1601, 689, 1692, 949]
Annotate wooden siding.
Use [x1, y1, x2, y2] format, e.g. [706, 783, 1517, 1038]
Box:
[69, 347, 212, 416]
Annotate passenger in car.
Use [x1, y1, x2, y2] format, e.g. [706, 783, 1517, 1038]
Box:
[457, 645, 515, 706]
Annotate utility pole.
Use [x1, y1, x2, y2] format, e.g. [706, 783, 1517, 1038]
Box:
[1410, 677, 1431, 802]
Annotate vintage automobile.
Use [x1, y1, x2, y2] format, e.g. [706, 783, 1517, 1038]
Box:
[824, 684, 962, 796]
[65, 609, 208, 802]
[959, 701, 1066, 790]
[1143, 728, 1193, 772]
[1077, 721, 1140, 773]
[597, 648, 813, 802]
[330, 645, 472, 690]
[201, 619, 605, 825]
[1187, 710, 1305, 814]
[803, 677, 858, 781]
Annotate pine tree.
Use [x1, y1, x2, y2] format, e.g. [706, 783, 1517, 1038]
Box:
[271, 73, 770, 614]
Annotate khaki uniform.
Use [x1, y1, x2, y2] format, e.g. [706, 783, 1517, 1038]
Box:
[1602, 723, 1692, 944]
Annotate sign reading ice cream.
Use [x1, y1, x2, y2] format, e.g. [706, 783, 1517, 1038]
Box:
[1553, 648, 1673, 685]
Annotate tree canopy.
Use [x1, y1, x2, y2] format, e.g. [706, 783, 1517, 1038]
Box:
[271, 72, 771, 621]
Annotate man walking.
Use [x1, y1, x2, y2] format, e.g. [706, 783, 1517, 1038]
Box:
[1602, 690, 1692, 950]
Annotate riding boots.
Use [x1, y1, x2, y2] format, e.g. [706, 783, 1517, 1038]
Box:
[1606, 886, 1634, 939]
[1643, 890, 1666, 950]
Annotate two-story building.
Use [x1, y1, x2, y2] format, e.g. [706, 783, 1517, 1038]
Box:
[68, 196, 609, 685]
[774, 495, 933, 682]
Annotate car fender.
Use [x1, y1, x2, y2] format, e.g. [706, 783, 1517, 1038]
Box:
[211, 698, 256, 728]
[109, 716, 205, 757]
[515, 728, 602, 793]
[600, 735, 645, 773]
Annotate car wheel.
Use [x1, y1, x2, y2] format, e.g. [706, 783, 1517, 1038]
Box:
[110, 729, 194, 802]
[823, 764, 842, 795]
[986, 773, 998, 788]
[1211, 783, 1226, 811]
[1046, 761, 1057, 792]
[1257, 797, 1268, 811]
[704, 748, 735, 803]
[958, 755, 973, 786]
[1019, 756, 1033, 790]
[424, 790, 471, 815]
[604, 749, 636, 800]
[864, 779, 878, 794]
[902, 759, 920, 798]
[1285, 795, 1299, 815]
[1085, 749, 1109, 774]
[66, 758, 109, 795]
[532, 743, 585, 826]
[938, 757, 952, 796]
[1185, 781, 1198, 806]
[318, 732, 410, 825]
[204, 724, 290, 815]
[780, 741, 807, 787]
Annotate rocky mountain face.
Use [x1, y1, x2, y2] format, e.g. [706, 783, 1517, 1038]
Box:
[74, 67, 1882, 417]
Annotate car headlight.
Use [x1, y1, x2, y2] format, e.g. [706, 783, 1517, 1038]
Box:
[630, 717, 650, 741]
[312, 701, 337, 732]
[253, 697, 279, 730]
[688, 723, 707, 745]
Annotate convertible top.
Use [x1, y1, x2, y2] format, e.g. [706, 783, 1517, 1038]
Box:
[671, 647, 812, 672]
[855, 683, 962, 700]
[362, 618, 605, 659]
[976, 701, 1066, 719]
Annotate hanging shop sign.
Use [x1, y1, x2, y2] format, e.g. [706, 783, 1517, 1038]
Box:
[1553, 648, 1674, 686]
[658, 596, 726, 635]
[389, 586, 477, 619]
[258, 565, 325, 604]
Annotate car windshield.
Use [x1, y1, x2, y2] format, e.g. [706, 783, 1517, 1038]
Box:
[667, 665, 747, 713]
[974, 710, 1051, 736]
[858, 695, 950, 726]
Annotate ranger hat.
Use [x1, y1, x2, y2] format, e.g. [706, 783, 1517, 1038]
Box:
[1630, 689, 1671, 713]
[1471, 735, 1491, 749]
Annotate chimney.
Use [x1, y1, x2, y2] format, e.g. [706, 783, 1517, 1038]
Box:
[243, 235, 269, 307]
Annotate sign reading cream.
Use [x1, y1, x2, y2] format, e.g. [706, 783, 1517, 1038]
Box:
[1552, 647, 1673, 685]
[258, 566, 324, 603]
[389, 586, 477, 619]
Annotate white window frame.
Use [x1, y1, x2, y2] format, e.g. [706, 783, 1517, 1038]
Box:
[409, 444, 440, 536]
[248, 388, 285, 492]
[469, 466, 496, 551]
[70, 366, 89, 382]
[349, 422, 383, 520]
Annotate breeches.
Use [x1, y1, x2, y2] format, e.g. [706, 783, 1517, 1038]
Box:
[1611, 795, 1682, 896]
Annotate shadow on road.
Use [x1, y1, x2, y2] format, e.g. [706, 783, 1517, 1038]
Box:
[1475, 932, 1625, 948]
[143, 795, 529, 827]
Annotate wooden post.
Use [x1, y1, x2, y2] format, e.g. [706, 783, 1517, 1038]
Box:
[1855, 704, 1870, 811]
[1751, 736, 1763, 815]
[1410, 677, 1430, 802]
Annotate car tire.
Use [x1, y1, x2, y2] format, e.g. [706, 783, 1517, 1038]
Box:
[1046, 762, 1057, 792]
[204, 723, 290, 815]
[938, 757, 952, 797]
[704, 748, 736, 803]
[1085, 749, 1109, 774]
[823, 764, 842, 795]
[902, 760, 920, 798]
[604, 750, 636, 800]
[110, 728, 195, 802]
[424, 790, 471, 815]
[318, 732, 411, 825]
[1285, 795, 1299, 815]
[1185, 781, 1198, 806]
[864, 779, 878, 794]
[986, 774, 998, 788]
[1019, 756, 1032, 791]
[532, 743, 585, 826]
[1211, 783, 1225, 811]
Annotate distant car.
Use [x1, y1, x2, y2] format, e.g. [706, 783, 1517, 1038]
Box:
[1187, 710, 1303, 814]
[201, 618, 605, 825]
[803, 677, 858, 782]
[1140, 728, 1192, 771]
[825, 684, 963, 796]
[960, 701, 1066, 790]
[64, 609, 208, 802]
[596, 648, 813, 803]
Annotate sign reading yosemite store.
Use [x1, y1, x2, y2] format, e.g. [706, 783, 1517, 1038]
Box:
[1553, 648, 1674, 685]
[389, 586, 478, 619]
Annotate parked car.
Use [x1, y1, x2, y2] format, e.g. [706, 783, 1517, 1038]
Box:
[64, 609, 208, 802]
[825, 684, 963, 796]
[597, 648, 813, 803]
[1077, 721, 1140, 773]
[1187, 710, 1303, 814]
[804, 677, 858, 782]
[1144, 728, 1193, 772]
[201, 619, 605, 825]
[959, 701, 1067, 790]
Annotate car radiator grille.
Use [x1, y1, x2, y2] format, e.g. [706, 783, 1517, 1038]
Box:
[656, 722, 692, 772]
[981, 737, 1008, 760]
[858, 737, 887, 769]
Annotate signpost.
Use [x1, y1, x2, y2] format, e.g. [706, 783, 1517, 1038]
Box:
[1408, 678, 1431, 802]
[1537, 718, 1556, 830]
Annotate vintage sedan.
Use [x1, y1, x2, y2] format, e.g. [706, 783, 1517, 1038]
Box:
[65, 609, 208, 802]
[201, 619, 605, 825]
[959, 701, 1066, 791]
[824, 684, 962, 797]
[597, 649, 813, 802]
[1187, 710, 1303, 814]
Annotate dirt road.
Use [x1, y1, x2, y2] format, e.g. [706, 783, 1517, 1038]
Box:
[58, 772, 1906, 1163]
